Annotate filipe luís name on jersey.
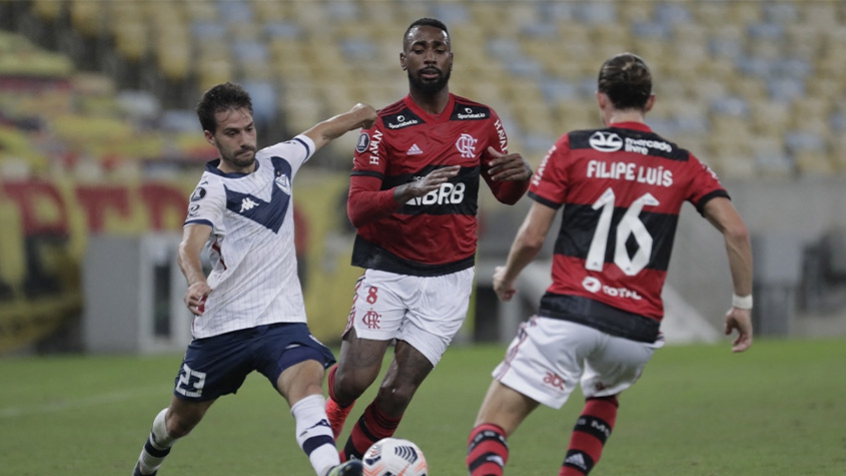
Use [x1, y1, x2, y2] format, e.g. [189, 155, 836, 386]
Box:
[586, 160, 673, 188]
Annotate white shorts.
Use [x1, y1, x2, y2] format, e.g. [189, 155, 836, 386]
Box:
[343, 268, 475, 366]
[493, 316, 664, 409]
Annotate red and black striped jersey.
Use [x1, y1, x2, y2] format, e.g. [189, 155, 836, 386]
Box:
[349, 93, 521, 276]
[529, 122, 727, 339]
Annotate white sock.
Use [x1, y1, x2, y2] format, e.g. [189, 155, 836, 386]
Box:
[291, 394, 340, 476]
[136, 408, 177, 474]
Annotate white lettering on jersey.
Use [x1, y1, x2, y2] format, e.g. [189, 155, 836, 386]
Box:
[582, 276, 642, 300]
[456, 133, 478, 158]
[532, 145, 556, 187]
[240, 197, 259, 212]
[494, 119, 508, 152]
[586, 160, 673, 187]
[624, 137, 672, 155]
[406, 182, 466, 206]
[369, 130, 383, 165]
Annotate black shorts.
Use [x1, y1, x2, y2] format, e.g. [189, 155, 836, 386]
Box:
[172, 323, 336, 402]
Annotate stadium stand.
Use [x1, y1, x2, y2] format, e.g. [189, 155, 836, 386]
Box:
[1, 0, 842, 176]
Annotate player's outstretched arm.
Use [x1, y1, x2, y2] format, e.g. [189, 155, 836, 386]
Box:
[303, 103, 377, 152]
[178, 224, 213, 316]
[703, 197, 753, 352]
[493, 201, 556, 301]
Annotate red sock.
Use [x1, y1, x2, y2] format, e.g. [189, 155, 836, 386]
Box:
[467, 424, 509, 476]
[343, 401, 402, 461]
[560, 396, 618, 476]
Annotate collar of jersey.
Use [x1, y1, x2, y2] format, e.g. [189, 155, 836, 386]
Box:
[608, 121, 652, 133]
[403, 93, 455, 122]
[204, 158, 260, 178]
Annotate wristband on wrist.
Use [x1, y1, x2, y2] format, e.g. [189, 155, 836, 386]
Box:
[732, 293, 753, 310]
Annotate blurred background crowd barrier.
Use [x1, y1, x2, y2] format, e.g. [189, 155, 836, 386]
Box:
[1, 0, 845, 355]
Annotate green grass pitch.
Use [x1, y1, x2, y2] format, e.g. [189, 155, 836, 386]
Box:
[1, 338, 843, 475]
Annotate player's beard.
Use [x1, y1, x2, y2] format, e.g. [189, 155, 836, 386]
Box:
[408, 66, 451, 95]
[223, 147, 256, 169]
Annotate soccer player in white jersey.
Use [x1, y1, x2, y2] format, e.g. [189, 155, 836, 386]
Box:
[131, 82, 376, 476]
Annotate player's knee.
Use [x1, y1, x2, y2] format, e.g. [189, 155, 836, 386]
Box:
[377, 381, 417, 411]
[335, 367, 373, 399]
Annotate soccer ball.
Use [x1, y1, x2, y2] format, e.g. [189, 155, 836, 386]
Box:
[362, 437, 428, 476]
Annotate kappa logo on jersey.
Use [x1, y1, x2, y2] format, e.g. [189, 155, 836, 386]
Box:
[355, 132, 370, 153]
[589, 131, 623, 152]
[240, 197, 259, 212]
[191, 187, 206, 201]
[456, 133, 478, 158]
[407, 143, 423, 155]
[274, 173, 291, 195]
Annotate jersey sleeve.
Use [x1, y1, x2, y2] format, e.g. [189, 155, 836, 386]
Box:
[184, 177, 226, 230]
[527, 134, 571, 209]
[261, 134, 316, 178]
[685, 154, 730, 215]
[351, 121, 388, 180]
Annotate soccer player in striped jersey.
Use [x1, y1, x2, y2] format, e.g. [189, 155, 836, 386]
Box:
[323, 18, 533, 461]
[466, 53, 753, 476]
[131, 82, 375, 476]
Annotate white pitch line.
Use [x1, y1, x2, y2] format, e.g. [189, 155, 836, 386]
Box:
[0, 385, 168, 419]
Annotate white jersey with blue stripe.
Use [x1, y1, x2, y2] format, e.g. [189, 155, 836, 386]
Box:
[183, 134, 315, 339]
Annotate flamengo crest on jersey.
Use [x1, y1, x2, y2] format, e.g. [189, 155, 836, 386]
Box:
[182, 135, 315, 339]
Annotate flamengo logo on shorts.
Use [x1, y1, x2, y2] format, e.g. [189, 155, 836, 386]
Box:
[362, 310, 381, 329]
[543, 371, 565, 391]
[582, 276, 642, 300]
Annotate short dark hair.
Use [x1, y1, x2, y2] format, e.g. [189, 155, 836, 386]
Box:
[597, 53, 652, 111]
[196, 82, 253, 133]
[403, 18, 449, 49]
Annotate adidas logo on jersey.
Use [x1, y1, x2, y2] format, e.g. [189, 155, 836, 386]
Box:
[240, 197, 259, 212]
[564, 452, 587, 470]
[407, 144, 423, 155]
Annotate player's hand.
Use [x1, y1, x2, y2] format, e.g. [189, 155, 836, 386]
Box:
[724, 307, 753, 352]
[402, 165, 461, 199]
[351, 103, 377, 130]
[184, 282, 211, 316]
[487, 147, 532, 182]
[492, 266, 517, 301]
